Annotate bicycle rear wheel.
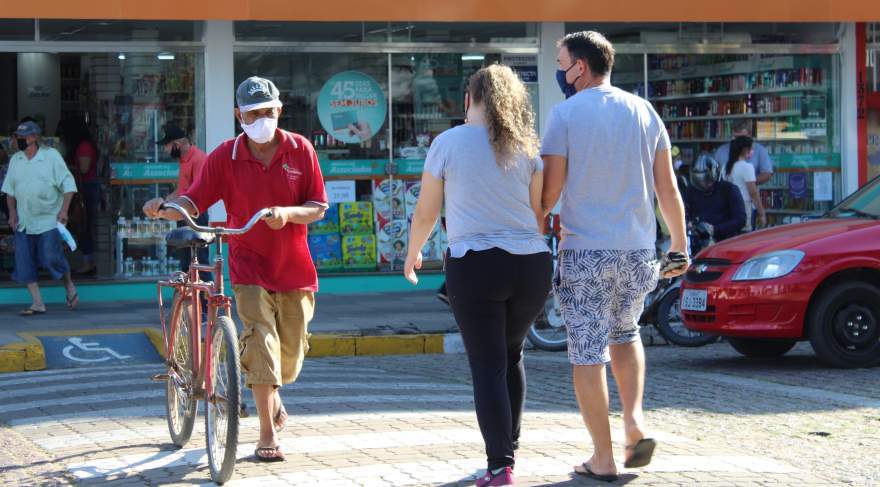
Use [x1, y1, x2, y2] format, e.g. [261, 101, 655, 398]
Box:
[165, 293, 197, 447]
[205, 315, 241, 484]
[528, 291, 568, 351]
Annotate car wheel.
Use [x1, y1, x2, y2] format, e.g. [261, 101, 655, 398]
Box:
[807, 280, 880, 368]
[728, 337, 797, 358]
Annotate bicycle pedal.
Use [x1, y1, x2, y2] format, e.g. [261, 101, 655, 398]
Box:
[150, 373, 169, 382]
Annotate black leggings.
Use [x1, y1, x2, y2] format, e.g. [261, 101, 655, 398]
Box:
[445, 248, 552, 470]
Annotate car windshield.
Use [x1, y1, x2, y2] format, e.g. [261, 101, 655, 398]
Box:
[829, 175, 880, 219]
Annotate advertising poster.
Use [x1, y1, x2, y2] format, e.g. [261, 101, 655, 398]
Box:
[801, 95, 827, 138]
[317, 71, 387, 145]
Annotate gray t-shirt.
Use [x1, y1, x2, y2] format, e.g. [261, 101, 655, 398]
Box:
[424, 124, 548, 258]
[541, 84, 670, 251]
[714, 141, 774, 177]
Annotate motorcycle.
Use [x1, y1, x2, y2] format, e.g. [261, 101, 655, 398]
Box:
[527, 218, 719, 351]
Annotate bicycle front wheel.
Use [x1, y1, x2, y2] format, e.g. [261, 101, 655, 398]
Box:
[165, 293, 197, 447]
[528, 291, 568, 351]
[205, 315, 241, 484]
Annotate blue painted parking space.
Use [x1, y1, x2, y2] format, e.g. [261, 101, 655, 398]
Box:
[37, 333, 162, 370]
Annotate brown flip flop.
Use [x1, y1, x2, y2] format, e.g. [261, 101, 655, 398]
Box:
[624, 438, 657, 468]
[254, 446, 285, 462]
[574, 462, 619, 482]
[66, 292, 79, 310]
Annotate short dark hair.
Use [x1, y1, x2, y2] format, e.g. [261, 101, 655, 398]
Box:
[558, 31, 615, 76]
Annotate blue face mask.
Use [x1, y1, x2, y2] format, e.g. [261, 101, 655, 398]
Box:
[556, 63, 580, 99]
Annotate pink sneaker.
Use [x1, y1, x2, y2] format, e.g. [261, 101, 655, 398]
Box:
[476, 467, 514, 487]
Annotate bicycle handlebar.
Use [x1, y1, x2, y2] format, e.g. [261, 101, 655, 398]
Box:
[159, 202, 274, 235]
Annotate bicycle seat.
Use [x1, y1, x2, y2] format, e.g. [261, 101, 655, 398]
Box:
[166, 228, 216, 249]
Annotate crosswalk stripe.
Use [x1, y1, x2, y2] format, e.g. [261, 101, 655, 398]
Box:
[0, 366, 164, 388]
[0, 363, 163, 380]
[0, 391, 475, 415]
[68, 450, 797, 482]
[0, 379, 468, 401]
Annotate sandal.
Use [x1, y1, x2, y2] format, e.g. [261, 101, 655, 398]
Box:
[574, 462, 619, 483]
[624, 438, 657, 469]
[19, 307, 46, 316]
[66, 292, 79, 310]
[254, 446, 285, 462]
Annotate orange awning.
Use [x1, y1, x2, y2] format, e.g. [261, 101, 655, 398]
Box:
[6, 0, 880, 22]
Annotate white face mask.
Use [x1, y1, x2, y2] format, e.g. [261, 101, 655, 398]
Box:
[239, 116, 278, 144]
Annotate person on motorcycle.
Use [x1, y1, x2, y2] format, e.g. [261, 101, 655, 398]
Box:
[683, 154, 746, 242]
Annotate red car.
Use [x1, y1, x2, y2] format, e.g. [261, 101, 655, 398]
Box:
[681, 176, 880, 368]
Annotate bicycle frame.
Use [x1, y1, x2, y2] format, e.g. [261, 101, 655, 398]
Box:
[157, 235, 231, 402]
[155, 203, 271, 404]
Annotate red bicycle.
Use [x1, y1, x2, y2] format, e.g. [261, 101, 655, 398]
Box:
[152, 202, 271, 484]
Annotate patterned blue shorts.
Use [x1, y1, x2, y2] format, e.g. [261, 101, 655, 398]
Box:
[555, 249, 659, 365]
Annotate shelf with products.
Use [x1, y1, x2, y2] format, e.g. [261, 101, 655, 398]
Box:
[663, 111, 800, 122]
[650, 86, 826, 102]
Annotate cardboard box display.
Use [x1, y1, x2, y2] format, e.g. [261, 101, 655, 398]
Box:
[308, 203, 340, 235]
[308, 233, 343, 271]
[404, 180, 420, 221]
[338, 202, 374, 235]
[421, 222, 447, 262]
[342, 234, 377, 270]
[377, 219, 408, 266]
[373, 178, 405, 224]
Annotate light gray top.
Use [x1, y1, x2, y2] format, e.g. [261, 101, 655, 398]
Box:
[714, 141, 774, 176]
[424, 124, 548, 258]
[541, 84, 670, 251]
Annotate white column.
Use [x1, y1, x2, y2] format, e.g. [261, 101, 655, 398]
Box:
[538, 22, 565, 136]
[841, 22, 860, 197]
[203, 20, 234, 223]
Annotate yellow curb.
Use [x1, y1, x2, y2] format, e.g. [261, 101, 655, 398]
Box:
[308, 335, 357, 357]
[425, 335, 445, 354]
[355, 335, 427, 356]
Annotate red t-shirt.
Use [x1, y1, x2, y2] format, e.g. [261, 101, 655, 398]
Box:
[178, 145, 207, 194]
[75, 141, 99, 182]
[182, 129, 328, 292]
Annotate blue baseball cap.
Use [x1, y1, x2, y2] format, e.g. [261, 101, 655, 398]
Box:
[14, 121, 42, 137]
[236, 76, 282, 113]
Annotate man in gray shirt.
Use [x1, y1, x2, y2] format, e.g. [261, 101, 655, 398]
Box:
[713, 120, 774, 185]
[541, 31, 688, 482]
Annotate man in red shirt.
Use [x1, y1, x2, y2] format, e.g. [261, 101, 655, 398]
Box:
[144, 76, 328, 463]
[157, 125, 210, 272]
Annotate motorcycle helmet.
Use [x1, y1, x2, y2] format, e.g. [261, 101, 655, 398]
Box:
[690, 154, 721, 193]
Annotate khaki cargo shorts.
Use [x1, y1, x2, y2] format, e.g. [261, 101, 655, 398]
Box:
[233, 285, 314, 388]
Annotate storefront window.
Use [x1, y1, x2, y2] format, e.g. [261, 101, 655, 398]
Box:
[645, 53, 842, 225]
[233, 49, 536, 274]
[0, 19, 34, 41]
[567, 22, 841, 45]
[39, 20, 201, 42]
[235, 21, 537, 44]
[0, 51, 203, 280]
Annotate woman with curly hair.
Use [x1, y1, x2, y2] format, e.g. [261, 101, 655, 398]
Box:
[405, 64, 551, 487]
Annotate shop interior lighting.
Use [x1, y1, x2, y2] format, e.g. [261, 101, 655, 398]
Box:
[117, 53, 126, 60]
[461, 54, 485, 61]
[157, 52, 175, 60]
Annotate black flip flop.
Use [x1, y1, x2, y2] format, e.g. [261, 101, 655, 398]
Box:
[19, 308, 46, 316]
[575, 463, 619, 483]
[66, 292, 79, 310]
[254, 446, 285, 462]
[624, 438, 657, 468]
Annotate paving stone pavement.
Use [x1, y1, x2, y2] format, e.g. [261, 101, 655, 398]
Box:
[0, 342, 877, 486]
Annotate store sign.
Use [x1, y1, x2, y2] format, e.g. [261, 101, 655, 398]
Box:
[318, 159, 384, 177]
[502, 55, 539, 83]
[801, 95, 827, 137]
[326, 180, 357, 203]
[398, 159, 426, 176]
[317, 71, 387, 145]
[110, 162, 178, 180]
[774, 153, 841, 170]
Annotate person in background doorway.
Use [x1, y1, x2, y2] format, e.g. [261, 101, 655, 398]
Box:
[2, 121, 79, 315]
[157, 125, 208, 272]
[684, 154, 747, 241]
[714, 120, 774, 228]
[62, 118, 101, 275]
[723, 136, 766, 231]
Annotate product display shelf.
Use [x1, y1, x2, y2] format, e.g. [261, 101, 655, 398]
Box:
[651, 86, 827, 102]
[663, 111, 800, 122]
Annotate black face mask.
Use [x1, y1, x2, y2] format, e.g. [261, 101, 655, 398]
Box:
[170, 144, 181, 159]
[16, 138, 28, 151]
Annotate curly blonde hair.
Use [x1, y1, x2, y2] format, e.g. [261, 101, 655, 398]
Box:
[468, 64, 539, 167]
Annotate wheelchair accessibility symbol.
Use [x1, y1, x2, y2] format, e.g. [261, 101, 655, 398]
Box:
[37, 332, 163, 369]
[62, 337, 132, 363]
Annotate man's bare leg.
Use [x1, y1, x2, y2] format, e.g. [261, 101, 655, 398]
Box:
[252, 384, 279, 448]
[609, 340, 647, 451]
[572, 364, 617, 476]
[25, 282, 45, 311]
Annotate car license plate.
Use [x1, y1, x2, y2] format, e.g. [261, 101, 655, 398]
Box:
[681, 289, 708, 312]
